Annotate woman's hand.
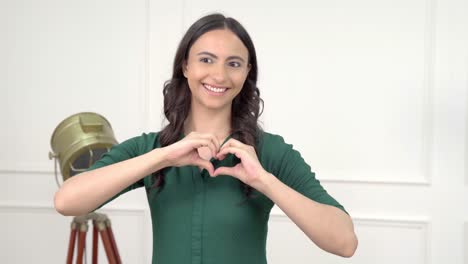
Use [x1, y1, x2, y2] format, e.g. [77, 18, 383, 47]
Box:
[213, 138, 270, 191]
[161, 132, 221, 175]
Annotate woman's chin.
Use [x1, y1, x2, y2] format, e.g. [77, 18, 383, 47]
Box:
[200, 100, 231, 111]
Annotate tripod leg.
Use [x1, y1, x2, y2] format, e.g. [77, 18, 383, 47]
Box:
[92, 222, 98, 264]
[106, 220, 122, 264]
[96, 221, 117, 264]
[76, 223, 88, 264]
[66, 222, 77, 264]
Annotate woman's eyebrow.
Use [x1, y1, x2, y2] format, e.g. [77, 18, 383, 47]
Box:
[196, 51, 246, 63]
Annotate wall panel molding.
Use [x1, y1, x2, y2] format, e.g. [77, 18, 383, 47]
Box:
[0, 0, 151, 175]
[320, 177, 432, 186]
[0, 203, 147, 215]
[269, 212, 430, 263]
[465, 222, 468, 264]
[320, 0, 435, 186]
[465, 65, 468, 187]
[141, 0, 151, 133]
[299, 0, 436, 186]
[0, 162, 52, 175]
[0, 203, 148, 263]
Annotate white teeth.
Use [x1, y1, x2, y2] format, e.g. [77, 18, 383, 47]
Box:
[204, 84, 227, 93]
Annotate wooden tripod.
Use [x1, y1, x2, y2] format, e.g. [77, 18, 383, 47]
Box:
[66, 212, 122, 264]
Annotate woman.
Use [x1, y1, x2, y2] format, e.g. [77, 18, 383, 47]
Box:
[54, 13, 358, 263]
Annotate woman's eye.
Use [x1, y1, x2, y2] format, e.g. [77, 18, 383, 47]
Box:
[229, 61, 241, 68]
[200, 57, 212, 63]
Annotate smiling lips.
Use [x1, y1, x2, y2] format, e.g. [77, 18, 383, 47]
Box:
[203, 83, 229, 94]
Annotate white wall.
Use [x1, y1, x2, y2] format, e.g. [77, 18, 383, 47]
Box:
[1, 0, 467, 263]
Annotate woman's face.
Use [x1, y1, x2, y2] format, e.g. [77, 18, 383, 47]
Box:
[183, 29, 250, 112]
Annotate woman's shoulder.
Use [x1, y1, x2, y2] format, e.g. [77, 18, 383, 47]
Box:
[257, 130, 289, 146]
[256, 131, 304, 177]
[256, 130, 293, 156]
[124, 131, 160, 142]
[118, 131, 161, 153]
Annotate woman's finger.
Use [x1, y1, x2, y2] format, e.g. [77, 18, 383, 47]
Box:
[192, 158, 215, 175]
[220, 138, 247, 151]
[209, 134, 221, 153]
[216, 146, 245, 160]
[213, 166, 237, 178]
[215, 147, 229, 160]
[194, 133, 221, 157]
[198, 133, 220, 151]
[189, 138, 218, 159]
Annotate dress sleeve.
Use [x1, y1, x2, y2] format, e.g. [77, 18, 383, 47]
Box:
[87, 134, 147, 210]
[261, 133, 347, 214]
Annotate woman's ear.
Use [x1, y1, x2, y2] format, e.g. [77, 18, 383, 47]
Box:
[183, 61, 188, 78]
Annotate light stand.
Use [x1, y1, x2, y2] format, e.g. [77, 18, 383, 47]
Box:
[66, 213, 121, 264]
[49, 112, 121, 264]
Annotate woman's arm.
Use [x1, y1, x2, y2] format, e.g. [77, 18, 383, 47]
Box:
[259, 172, 358, 257]
[54, 148, 168, 216]
[54, 131, 221, 216]
[213, 138, 358, 257]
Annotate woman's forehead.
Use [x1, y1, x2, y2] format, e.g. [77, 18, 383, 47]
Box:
[189, 29, 249, 59]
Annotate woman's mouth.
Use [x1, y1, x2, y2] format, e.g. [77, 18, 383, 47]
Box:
[203, 83, 228, 94]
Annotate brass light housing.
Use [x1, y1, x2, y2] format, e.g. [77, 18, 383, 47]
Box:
[49, 112, 118, 182]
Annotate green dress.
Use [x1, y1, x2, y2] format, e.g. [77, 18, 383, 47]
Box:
[88, 131, 346, 264]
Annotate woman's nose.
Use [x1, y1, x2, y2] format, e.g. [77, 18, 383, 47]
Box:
[210, 63, 227, 83]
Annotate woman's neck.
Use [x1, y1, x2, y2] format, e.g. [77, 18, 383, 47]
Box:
[184, 104, 232, 142]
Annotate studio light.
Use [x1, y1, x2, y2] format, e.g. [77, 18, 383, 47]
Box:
[49, 112, 117, 184]
[49, 112, 122, 264]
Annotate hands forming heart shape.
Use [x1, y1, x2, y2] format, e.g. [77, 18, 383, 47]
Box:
[161, 132, 269, 190]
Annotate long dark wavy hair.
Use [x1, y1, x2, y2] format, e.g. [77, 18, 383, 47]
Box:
[152, 13, 264, 197]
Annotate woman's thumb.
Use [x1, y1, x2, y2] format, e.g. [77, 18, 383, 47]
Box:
[213, 166, 235, 177]
[193, 158, 215, 175]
